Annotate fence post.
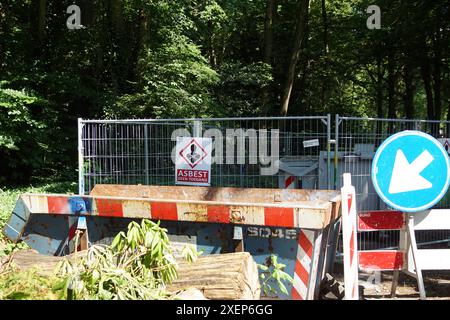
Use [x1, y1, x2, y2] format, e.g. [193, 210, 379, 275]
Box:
[144, 124, 149, 185]
[78, 118, 85, 195]
[334, 114, 340, 190]
[327, 114, 331, 190]
[193, 120, 202, 137]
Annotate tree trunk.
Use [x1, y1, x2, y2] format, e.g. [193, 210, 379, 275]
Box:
[432, 40, 442, 121]
[448, 98, 450, 122]
[7, 250, 261, 300]
[447, 99, 450, 137]
[403, 60, 414, 120]
[168, 252, 261, 300]
[111, 0, 125, 36]
[110, 0, 126, 92]
[280, 0, 310, 116]
[38, 0, 46, 43]
[376, 57, 384, 119]
[321, 0, 329, 56]
[263, 0, 276, 64]
[387, 52, 396, 118]
[421, 55, 434, 121]
[139, 8, 149, 53]
[375, 57, 384, 145]
[320, 0, 329, 112]
[387, 52, 397, 133]
[261, 0, 277, 115]
[447, 61, 450, 136]
[0, 1, 7, 72]
[296, 25, 311, 115]
[208, 20, 217, 68]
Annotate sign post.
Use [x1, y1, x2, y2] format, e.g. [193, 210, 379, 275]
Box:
[371, 130, 450, 299]
[372, 131, 450, 212]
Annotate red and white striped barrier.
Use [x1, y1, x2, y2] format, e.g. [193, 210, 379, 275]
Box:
[15, 184, 339, 299]
[67, 216, 88, 254]
[358, 210, 405, 271]
[280, 172, 325, 300]
[341, 173, 359, 300]
[292, 229, 316, 300]
[67, 216, 81, 253]
[18, 194, 331, 230]
[284, 174, 297, 189]
[357, 209, 450, 299]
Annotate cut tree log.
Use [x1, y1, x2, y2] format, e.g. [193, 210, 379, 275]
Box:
[1, 249, 85, 276]
[3, 250, 261, 300]
[168, 252, 261, 300]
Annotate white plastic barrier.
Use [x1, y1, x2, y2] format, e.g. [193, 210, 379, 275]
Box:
[341, 173, 359, 300]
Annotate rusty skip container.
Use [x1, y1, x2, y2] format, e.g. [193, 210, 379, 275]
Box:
[3, 184, 341, 300]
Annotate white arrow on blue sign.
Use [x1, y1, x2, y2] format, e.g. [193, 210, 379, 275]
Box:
[372, 131, 450, 212]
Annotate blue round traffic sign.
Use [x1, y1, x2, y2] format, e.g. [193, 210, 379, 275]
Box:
[372, 131, 450, 212]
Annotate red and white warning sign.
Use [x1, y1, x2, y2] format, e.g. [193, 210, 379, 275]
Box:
[175, 137, 212, 186]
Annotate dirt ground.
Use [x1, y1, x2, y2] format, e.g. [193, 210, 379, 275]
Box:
[333, 262, 450, 300]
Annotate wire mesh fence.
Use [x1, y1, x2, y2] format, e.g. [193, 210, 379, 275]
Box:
[79, 115, 450, 251]
[79, 116, 331, 194]
[79, 120, 189, 193]
[336, 116, 450, 250]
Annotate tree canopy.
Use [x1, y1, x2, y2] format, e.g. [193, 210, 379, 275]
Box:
[0, 0, 449, 184]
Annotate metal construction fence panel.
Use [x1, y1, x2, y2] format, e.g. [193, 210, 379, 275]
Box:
[78, 115, 450, 251]
[78, 116, 332, 195]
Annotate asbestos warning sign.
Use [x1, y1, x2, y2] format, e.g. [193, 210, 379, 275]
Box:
[175, 137, 212, 186]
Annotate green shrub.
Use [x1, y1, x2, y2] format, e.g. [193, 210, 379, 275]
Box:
[57, 219, 201, 300]
[258, 255, 294, 296]
[0, 267, 62, 300]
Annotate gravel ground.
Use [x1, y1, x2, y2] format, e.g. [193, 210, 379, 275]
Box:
[333, 262, 450, 300]
[360, 270, 450, 300]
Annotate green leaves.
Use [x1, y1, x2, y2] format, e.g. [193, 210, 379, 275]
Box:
[0, 83, 53, 184]
[110, 231, 125, 251]
[56, 219, 202, 300]
[139, 36, 218, 118]
[0, 267, 62, 300]
[214, 62, 273, 117]
[258, 254, 294, 297]
[181, 244, 203, 263]
[0, 87, 46, 151]
[1, 0, 450, 188]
